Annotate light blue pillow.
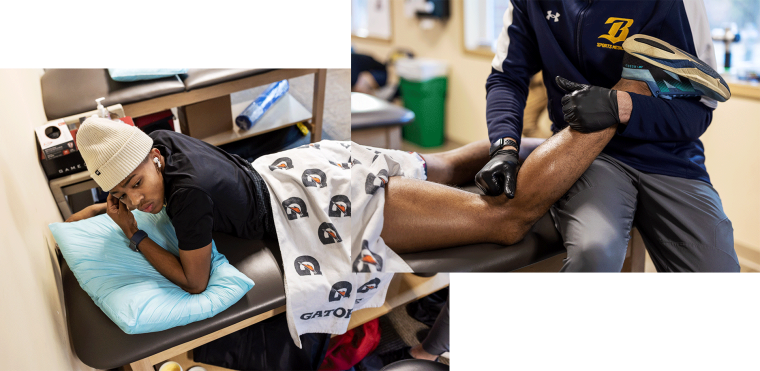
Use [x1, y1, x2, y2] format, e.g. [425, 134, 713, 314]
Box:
[108, 68, 188, 82]
[49, 209, 254, 334]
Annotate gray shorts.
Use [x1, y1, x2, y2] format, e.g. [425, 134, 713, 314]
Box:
[550, 153, 739, 272]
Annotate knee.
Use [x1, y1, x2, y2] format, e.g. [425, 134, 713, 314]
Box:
[499, 218, 534, 246]
[567, 238, 627, 272]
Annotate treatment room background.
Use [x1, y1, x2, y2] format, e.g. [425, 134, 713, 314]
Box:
[351, 0, 760, 272]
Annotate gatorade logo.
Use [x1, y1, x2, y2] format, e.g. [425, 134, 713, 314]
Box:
[329, 160, 351, 170]
[294, 255, 322, 276]
[282, 197, 309, 220]
[302, 169, 327, 188]
[351, 157, 362, 166]
[300, 307, 353, 320]
[341, 143, 351, 149]
[318, 222, 343, 244]
[365, 169, 389, 195]
[328, 195, 351, 217]
[328, 281, 352, 302]
[269, 157, 294, 171]
[357, 277, 381, 293]
[353, 240, 384, 272]
[372, 150, 381, 163]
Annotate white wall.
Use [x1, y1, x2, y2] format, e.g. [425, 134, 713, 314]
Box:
[701, 96, 760, 252]
[0, 69, 88, 370]
[352, 0, 494, 144]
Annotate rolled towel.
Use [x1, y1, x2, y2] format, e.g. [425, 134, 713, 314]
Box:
[235, 80, 290, 130]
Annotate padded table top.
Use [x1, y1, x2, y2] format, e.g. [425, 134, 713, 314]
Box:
[181, 69, 271, 90]
[63, 233, 285, 370]
[351, 92, 415, 129]
[41, 69, 272, 121]
[62, 186, 562, 368]
[41, 69, 186, 120]
[399, 185, 565, 272]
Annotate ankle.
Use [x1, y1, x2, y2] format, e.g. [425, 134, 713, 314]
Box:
[410, 344, 439, 361]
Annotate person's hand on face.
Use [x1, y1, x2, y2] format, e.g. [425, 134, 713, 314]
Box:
[107, 193, 139, 239]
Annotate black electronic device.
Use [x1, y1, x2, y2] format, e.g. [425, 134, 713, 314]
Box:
[416, 0, 450, 20]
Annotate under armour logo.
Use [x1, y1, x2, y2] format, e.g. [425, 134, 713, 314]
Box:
[546, 11, 560, 22]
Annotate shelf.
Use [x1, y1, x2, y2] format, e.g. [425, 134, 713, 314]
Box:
[200, 93, 312, 146]
[727, 80, 760, 101]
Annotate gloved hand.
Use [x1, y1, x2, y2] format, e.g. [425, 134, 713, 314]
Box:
[475, 149, 519, 198]
[556, 76, 619, 133]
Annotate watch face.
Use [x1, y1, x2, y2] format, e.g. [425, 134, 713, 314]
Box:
[490, 140, 503, 156]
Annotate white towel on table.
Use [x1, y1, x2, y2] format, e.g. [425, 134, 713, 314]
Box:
[251, 140, 426, 347]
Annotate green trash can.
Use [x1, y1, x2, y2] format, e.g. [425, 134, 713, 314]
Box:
[398, 76, 448, 147]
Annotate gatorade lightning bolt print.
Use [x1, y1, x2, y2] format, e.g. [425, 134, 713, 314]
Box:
[328, 160, 352, 170]
[357, 277, 381, 293]
[282, 197, 309, 220]
[294, 255, 322, 276]
[318, 222, 343, 244]
[268, 157, 294, 171]
[328, 195, 351, 217]
[302, 169, 328, 188]
[328, 281, 352, 302]
[353, 240, 384, 272]
[365, 169, 389, 194]
[249, 141, 421, 345]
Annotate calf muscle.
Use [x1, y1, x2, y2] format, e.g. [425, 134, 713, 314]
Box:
[381, 78, 647, 254]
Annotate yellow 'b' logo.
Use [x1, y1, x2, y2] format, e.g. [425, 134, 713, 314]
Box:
[598, 17, 634, 44]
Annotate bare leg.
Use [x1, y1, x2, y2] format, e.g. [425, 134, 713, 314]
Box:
[423, 137, 546, 185]
[423, 139, 490, 185]
[352, 71, 379, 94]
[381, 79, 649, 254]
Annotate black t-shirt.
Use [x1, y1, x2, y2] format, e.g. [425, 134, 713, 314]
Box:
[150, 130, 274, 250]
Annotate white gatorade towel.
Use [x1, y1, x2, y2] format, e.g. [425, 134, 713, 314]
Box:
[251, 140, 426, 347]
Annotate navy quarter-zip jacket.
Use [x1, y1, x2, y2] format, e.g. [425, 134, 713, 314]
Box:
[487, 0, 718, 183]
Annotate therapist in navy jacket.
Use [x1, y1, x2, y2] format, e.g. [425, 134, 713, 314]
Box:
[475, 0, 739, 272]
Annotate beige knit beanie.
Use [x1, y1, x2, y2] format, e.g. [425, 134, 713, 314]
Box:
[77, 117, 153, 191]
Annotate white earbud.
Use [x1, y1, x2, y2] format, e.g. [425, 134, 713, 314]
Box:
[154, 157, 161, 169]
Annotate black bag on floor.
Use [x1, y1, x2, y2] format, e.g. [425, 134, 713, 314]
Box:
[193, 312, 330, 371]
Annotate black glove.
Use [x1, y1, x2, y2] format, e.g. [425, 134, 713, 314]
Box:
[556, 76, 619, 133]
[475, 149, 519, 198]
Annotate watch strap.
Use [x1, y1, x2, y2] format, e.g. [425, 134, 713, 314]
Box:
[129, 230, 148, 252]
[490, 138, 519, 157]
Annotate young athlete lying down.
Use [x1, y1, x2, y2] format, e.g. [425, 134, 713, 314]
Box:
[68, 75, 649, 344]
[68, 75, 652, 282]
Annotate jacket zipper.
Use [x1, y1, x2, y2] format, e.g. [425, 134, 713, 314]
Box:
[576, 0, 592, 76]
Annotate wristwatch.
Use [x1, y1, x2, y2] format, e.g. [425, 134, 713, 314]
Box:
[129, 230, 148, 252]
[489, 138, 519, 157]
